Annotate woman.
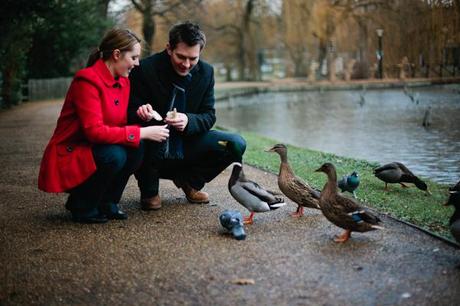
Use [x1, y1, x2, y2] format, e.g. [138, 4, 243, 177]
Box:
[38, 28, 169, 223]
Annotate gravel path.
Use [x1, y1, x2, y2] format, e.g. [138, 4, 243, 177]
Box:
[1, 100, 459, 306]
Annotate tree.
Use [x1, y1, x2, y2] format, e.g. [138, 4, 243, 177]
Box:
[27, 0, 112, 78]
[201, 0, 262, 81]
[282, 0, 314, 77]
[0, 0, 50, 107]
[129, 0, 202, 56]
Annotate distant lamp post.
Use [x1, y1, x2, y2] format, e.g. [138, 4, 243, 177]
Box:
[376, 28, 384, 79]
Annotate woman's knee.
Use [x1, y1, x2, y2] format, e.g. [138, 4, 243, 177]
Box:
[93, 145, 127, 173]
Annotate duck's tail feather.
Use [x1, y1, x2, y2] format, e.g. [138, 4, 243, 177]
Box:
[269, 197, 286, 210]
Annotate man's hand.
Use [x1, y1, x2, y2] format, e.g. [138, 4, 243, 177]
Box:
[136, 104, 162, 122]
[164, 112, 188, 132]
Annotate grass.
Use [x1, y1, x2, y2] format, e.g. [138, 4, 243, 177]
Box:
[227, 129, 455, 241]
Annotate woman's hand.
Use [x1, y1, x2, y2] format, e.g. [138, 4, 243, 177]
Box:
[140, 125, 169, 142]
[137, 104, 162, 121]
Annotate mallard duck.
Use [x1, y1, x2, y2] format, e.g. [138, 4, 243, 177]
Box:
[373, 162, 431, 195]
[315, 163, 383, 243]
[266, 144, 320, 218]
[338, 171, 360, 198]
[445, 180, 460, 243]
[228, 163, 286, 224]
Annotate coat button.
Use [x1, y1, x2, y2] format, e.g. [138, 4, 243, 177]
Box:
[128, 134, 135, 140]
[66, 146, 73, 152]
[113, 82, 120, 88]
[114, 99, 119, 105]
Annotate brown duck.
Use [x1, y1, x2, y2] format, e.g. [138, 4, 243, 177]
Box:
[315, 163, 383, 243]
[267, 144, 320, 217]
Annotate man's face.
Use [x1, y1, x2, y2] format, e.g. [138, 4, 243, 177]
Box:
[167, 42, 201, 76]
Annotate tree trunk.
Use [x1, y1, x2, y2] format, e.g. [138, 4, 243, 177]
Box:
[357, 18, 369, 79]
[142, 0, 154, 55]
[98, 0, 111, 17]
[242, 0, 257, 80]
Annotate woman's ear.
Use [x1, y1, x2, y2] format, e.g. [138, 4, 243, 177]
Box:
[112, 49, 121, 61]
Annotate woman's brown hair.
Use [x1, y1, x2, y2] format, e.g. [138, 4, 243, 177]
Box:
[86, 28, 141, 67]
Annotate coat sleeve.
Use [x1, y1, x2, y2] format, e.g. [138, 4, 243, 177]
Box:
[128, 65, 151, 125]
[184, 68, 216, 135]
[72, 80, 140, 147]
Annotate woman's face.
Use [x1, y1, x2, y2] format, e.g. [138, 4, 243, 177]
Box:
[113, 42, 141, 77]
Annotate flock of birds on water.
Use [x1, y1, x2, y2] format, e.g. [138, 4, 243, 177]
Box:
[218, 141, 460, 245]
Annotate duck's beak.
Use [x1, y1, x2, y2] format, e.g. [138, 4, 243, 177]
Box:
[425, 189, 432, 196]
[314, 167, 321, 172]
[265, 147, 275, 152]
[218, 141, 228, 147]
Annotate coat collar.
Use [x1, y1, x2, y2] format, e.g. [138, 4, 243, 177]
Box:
[156, 49, 202, 90]
[93, 59, 126, 88]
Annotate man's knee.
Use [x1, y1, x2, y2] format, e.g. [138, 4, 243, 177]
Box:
[230, 134, 247, 155]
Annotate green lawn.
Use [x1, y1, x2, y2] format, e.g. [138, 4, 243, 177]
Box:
[232, 130, 454, 241]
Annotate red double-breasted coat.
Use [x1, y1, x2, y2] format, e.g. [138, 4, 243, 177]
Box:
[38, 59, 141, 193]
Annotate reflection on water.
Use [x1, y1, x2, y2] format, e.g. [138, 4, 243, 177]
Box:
[216, 85, 460, 184]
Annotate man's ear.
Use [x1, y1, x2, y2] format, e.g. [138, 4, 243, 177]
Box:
[112, 49, 121, 61]
[166, 43, 172, 56]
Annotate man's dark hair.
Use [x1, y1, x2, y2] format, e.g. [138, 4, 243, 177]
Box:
[169, 21, 206, 50]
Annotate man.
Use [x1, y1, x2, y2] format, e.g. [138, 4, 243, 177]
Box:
[128, 21, 246, 210]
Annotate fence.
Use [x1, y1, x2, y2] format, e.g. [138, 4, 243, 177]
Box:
[24, 77, 72, 101]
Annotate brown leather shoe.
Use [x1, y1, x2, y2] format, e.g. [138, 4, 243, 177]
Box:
[141, 195, 162, 211]
[182, 184, 209, 204]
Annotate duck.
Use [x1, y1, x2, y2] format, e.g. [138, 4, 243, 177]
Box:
[445, 180, 460, 243]
[338, 171, 360, 198]
[373, 162, 431, 195]
[266, 144, 320, 217]
[227, 162, 286, 224]
[315, 163, 383, 243]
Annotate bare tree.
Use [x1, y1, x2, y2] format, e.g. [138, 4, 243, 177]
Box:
[130, 0, 201, 55]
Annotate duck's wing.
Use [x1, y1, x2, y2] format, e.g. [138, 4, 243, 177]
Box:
[374, 163, 399, 174]
[395, 162, 415, 176]
[287, 176, 321, 205]
[334, 195, 381, 226]
[348, 209, 381, 225]
[240, 180, 283, 204]
[292, 176, 320, 197]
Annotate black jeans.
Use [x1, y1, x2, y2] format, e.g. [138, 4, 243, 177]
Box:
[136, 130, 246, 199]
[66, 143, 144, 214]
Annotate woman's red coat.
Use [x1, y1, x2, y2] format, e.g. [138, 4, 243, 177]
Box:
[38, 59, 141, 193]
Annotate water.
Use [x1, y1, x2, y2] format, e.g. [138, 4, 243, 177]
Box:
[216, 85, 460, 184]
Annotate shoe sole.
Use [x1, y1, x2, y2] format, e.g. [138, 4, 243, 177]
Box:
[72, 217, 109, 224]
[186, 197, 210, 204]
[141, 205, 162, 211]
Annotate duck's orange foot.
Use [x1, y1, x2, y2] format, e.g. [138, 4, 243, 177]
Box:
[243, 212, 254, 224]
[290, 206, 304, 218]
[333, 230, 351, 243]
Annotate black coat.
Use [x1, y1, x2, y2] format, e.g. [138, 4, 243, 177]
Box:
[128, 50, 216, 136]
